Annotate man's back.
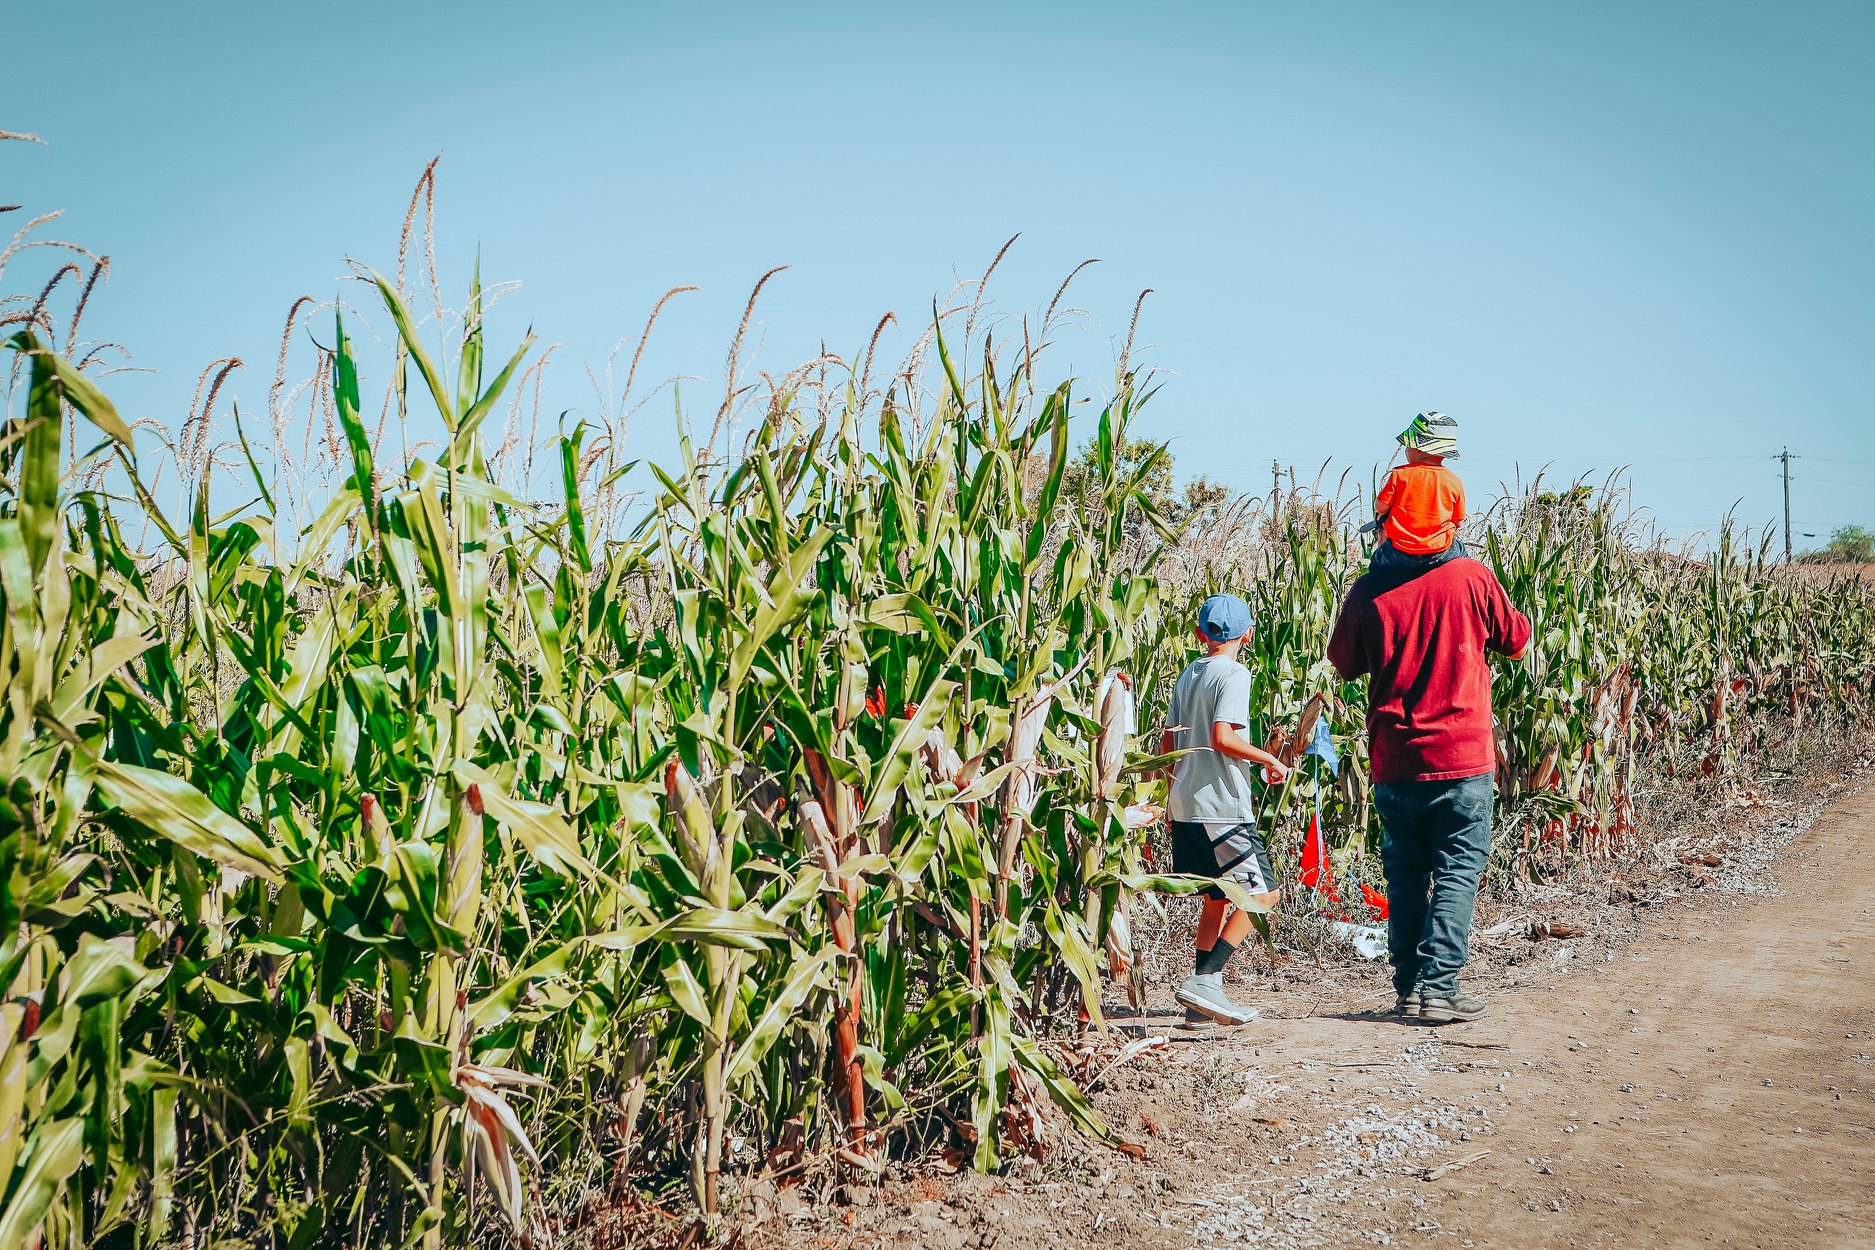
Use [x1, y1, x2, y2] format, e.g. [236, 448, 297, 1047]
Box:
[1327, 557, 1532, 784]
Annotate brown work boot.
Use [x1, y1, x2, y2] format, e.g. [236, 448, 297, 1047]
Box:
[1418, 989, 1486, 1023]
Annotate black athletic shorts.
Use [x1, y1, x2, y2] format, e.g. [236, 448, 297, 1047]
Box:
[1170, 820, 1279, 901]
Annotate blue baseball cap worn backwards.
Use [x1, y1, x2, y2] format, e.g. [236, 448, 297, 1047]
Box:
[1197, 593, 1254, 642]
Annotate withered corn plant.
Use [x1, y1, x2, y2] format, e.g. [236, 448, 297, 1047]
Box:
[1480, 485, 1875, 871]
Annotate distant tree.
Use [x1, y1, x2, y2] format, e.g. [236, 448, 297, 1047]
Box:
[1060, 435, 1228, 526]
[1532, 483, 1597, 511]
[1817, 524, 1875, 563]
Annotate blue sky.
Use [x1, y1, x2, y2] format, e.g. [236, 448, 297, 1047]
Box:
[8, 1, 1873, 544]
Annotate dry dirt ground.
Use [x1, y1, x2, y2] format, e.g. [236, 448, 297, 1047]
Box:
[750, 769, 1875, 1250]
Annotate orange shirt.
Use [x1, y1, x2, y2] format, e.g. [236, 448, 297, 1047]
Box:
[1376, 462, 1465, 554]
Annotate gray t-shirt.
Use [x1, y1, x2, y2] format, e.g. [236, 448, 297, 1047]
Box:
[1166, 654, 1258, 825]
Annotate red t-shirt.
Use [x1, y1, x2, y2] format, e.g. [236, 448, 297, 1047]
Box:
[1327, 558, 1532, 784]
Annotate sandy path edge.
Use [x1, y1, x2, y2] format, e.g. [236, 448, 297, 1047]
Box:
[1410, 781, 1875, 1249]
[1170, 782, 1875, 1250]
[738, 778, 1875, 1250]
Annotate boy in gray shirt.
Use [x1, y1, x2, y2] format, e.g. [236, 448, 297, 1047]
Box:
[1159, 593, 1289, 1026]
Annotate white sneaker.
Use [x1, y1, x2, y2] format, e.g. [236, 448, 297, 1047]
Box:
[1173, 973, 1259, 1026]
[1176, 1007, 1216, 1031]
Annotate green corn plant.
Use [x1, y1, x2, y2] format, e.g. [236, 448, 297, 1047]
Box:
[0, 333, 194, 1249]
[4, 212, 1875, 1250]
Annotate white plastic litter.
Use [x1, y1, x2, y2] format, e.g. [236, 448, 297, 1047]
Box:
[1328, 921, 1389, 960]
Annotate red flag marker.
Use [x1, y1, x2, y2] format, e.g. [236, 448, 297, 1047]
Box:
[1359, 882, 1391, 920]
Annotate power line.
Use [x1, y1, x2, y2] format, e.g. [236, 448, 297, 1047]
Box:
[1624, 477, 1789, 486]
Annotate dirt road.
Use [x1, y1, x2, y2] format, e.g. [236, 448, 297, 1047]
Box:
[1407, 783, 1875, 1249]
[778, 775, 1874, 1250]
[1152, 780, 1875, 1249]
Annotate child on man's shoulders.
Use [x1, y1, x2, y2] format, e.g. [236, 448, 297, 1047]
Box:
[1366, 411, 1467, 572]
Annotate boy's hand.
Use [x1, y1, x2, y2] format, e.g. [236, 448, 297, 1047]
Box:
[1261, 761, 1289, 786]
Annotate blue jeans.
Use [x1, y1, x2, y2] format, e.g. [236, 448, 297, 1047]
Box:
[1375, 773, 1494, 998]
[1369, 537, 1467, 572]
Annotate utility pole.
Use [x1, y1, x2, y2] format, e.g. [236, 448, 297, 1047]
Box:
[1777, 447, 1798, 562]
[1271, 459, 1282, 500]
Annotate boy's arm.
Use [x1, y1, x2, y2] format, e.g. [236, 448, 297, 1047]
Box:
[1211, 721, 1288, 779]
[1207, 667, 1286, 782]
[1374, 472, 1397, 519]
[1155, 728, 1179, 786]
[1159, 682, 1182, 761]
[1452, 472, 1467, 524]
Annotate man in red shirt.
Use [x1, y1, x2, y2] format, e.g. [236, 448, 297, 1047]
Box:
[1327, 552, 1531, 1022]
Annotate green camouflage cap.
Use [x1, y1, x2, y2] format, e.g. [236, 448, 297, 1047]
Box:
[1397, 411, 1459, 459]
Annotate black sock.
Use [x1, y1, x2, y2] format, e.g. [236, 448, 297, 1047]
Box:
[1195, 939, 1236, 976]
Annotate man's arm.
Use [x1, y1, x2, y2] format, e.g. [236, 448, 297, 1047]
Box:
[1482, 570, 1533, 660]
[1327, 588, 1369, 680]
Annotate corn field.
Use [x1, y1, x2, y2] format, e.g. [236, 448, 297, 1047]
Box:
[1159, 481, 1875, 884]
[3, 204, 1873, 1249]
